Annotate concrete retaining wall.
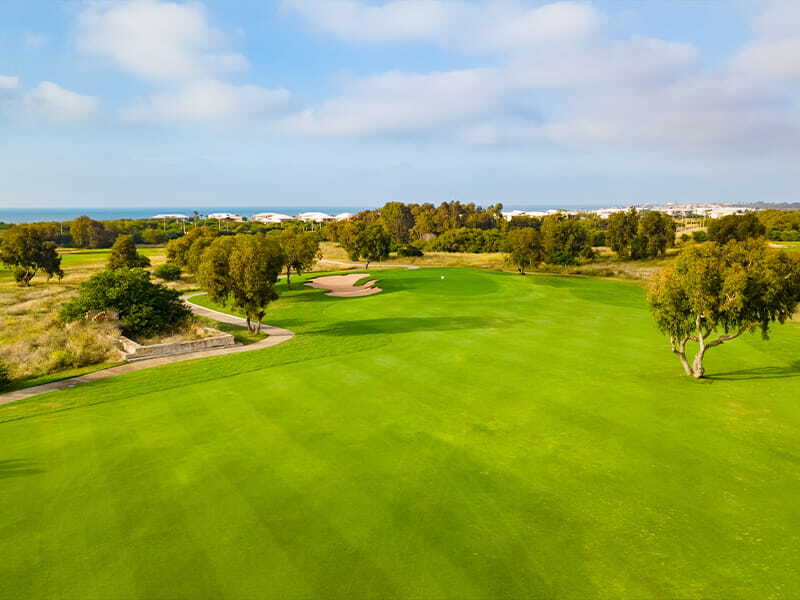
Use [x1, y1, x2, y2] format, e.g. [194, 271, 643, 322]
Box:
[118, 328, 236, 362]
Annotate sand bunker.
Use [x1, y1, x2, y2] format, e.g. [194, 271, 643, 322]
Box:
[306, 273, 383, 298]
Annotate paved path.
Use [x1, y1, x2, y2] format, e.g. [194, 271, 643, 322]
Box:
[0, 294, 294, 406]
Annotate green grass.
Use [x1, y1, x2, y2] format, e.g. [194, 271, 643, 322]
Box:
[1, 268, 799, 599]
[5, 362, 126, 392]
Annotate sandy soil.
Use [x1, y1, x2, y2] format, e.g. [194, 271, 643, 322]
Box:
[305, 273, 383, 298]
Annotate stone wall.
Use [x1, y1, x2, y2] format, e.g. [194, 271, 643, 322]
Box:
[118, 328, 236, 362]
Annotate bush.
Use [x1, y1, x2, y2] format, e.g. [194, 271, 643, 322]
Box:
[154, 263, 182, 281]
[428, 228, 502, 253]
[61, 268, 191, 338]
[397, 245, 424, 257]
[0, 360, 10, 391]
[692, 230, 708, 243]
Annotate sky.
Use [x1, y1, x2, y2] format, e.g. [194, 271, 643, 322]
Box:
[0, 0, 799, 209]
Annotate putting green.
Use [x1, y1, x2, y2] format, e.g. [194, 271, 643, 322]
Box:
[1, 268, 799, 599]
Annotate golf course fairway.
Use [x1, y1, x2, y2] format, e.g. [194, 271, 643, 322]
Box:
[1, 268, 798, 599]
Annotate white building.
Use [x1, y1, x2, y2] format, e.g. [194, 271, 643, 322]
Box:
[252, 212, 294, 224]
[334, 212, 354, 221]
[501, 210, 548, 221]
[207, 212, 244, 222]
[151, 214, 190, 220]
[297, 212, 334, 223]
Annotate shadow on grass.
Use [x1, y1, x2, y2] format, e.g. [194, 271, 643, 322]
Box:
[707, 361, 800, 381]
[0, 459, 45, 479]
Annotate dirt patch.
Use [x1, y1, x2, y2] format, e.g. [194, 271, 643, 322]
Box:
[306, 273, 383, 298]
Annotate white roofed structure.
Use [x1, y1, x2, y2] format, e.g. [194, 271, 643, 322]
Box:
[297, 212, 333, 223]
[207, 212, 244, 222]
[334, 212, 354, 221]
[151, 214, 190, 220]
[252, 212, 294, 224]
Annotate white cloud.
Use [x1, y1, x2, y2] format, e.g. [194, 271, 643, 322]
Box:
[22, 82, 99, 122]
[0, 75, 20, 90]
[280, 68, 506, 136]
[283, 0, 467, 43]
[122, 79, 291, 122]
[732, 1, 800, 81]
[77, 0, 247, 81]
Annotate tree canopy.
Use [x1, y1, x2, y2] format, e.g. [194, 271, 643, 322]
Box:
[61, 269, 191, 338]
[607, 209, 675, 260]
[108, 235, 151, 270]
[707, 213, 765, 245]
[70, 216, 110, 249]
[197, 234, 286, 333]
[541, 215, 594, 265]
[279, 228, 321, 289]
[647, 240, 800, 378]
[0, 225, 63, 286]
[352, 224, 391, 269]
[503, 228, 543, 274]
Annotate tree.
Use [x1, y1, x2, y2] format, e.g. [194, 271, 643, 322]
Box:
[165, 227, 216, 267]
[647, 240, 800, 378]
[279, 228, 321, 289]
[196, 236, 237, 304]
[108, 235, 151, 270]
[353, 224, 391, 269]
[607, 209, 639, 259]
[707, 213, 765, 244]
[541, 216, 594, 265]
[61, 269, 191, 338]
[70, 216, 110, 249]
[227, 235, 286, 333]
[0, 225, 63, 286]
[636, 211, 676, 258]
[380, 202, 415, 245]
[503, 228, 543, 274]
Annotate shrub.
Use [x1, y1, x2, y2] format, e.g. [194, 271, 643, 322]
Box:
[61, 268, 191, 338]
[692, 230, 708, 243]
[154, 263, 182, 281]
[108, 235, 151, 270]
[428, 228, 502, 253]
[0, 360, 10, 391]
[397, 245, 424, 257]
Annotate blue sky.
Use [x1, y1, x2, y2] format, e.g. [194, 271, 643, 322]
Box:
[1, 0, 798, 209]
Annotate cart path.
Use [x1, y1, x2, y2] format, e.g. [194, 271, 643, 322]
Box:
[0, 293, 294, 406]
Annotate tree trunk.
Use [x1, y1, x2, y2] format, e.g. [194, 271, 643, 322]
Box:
[256, 311, 265, 334]
[285, 265, 291, 289]
[365, 260, 370, 269]
[671, 337, 694, 377]
[246, 315, 253, 334]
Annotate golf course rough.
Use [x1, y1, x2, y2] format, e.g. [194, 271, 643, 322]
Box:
[1, 268, 798, 599]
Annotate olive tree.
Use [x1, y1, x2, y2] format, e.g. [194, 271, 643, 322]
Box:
[503, 228, 543, 274]
[647, 240, 800, 378]
[279, 228, 321, 289]
[108, 235, 151, 270]
[0, 225, 63, 286]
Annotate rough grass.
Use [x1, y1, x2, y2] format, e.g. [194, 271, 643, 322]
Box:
[0, 247, 170, 381]
[1, 268, 798, 599]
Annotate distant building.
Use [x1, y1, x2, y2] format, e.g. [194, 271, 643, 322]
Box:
[501, 210, 548, 221]
[297, 212, 334, 223]
[207, 212, 244, 222]
[252, 212, 294, 224]
[334, 212, 354, 221]
[151, 214, 190, 220]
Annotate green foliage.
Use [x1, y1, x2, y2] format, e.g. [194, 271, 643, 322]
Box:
[107, 235, 151, 270]
[541, 215, 594, 265]
[428, 228, 502, 253]
[648, 240, 800, 378]
[380, 202, 414, 245]
[197, 234, 286, 332]
[279, 228, 321, 289]
[352, 224, 392, 267]
[70, 216, 111, 249]
[0, 225, 63, 286]
[0, 360, 10, 391]
[502, 227, 543, 274]
[60, 268, 191, 338]
[166, 227, 217, 269]
[707, 213, 766, 244]
[153, 263, 182, 281]
[607, 209, 675, 259]
[396, 245, 424, 257]
[692, 230, 708, 243]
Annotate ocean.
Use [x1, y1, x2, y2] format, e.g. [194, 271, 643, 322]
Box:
[0, 204, 607, 224]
